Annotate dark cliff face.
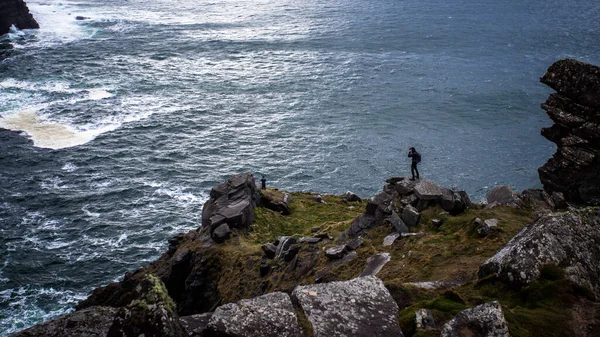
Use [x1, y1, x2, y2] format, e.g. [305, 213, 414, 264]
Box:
[0, 0, 39, 35]
[538, 58, 600, 205]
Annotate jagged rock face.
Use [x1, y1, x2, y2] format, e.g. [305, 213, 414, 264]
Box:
[440, 301, 509, 337]
[539, 59, 600, 205]
[11, 306, 118, 337]
[201, 173, 260, 239]
[292, 276, 405, 337]
[0, 0, 39, 35]
[204, 292, 303, 337]
[478, 208, 600, 299]
[106, 275, 187, 337]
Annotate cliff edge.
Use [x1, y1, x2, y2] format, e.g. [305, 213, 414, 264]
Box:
[538, 58, 600, 205]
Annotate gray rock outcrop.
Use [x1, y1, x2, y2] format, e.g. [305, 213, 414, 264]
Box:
[440, 301, 509, 337]
[200, 173, 260, 241]
[478, 209, 600, 299]
[11, 306, 118, 337]
[538, 59, 600, 205]
[0, 0, 39, 35]
[486, 185, 523, 208]
[204, 292, 303, 337]
[180, 313, 213, 337]
[292, 276, 404, 337]
[106, 274, 187, 337]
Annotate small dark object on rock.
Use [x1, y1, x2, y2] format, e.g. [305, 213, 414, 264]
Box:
[432, 218, 444, 228]
[342, 191, 362, 202]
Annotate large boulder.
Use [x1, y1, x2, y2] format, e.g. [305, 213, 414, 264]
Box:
[11, 306, 119, 337]
[414, 180, 445, 201]
[292, 276, 404, 337]
[478, 208, 600, 299]
[204, 292, 303, 337]
[342, 189, 398, 238]
[0, 0, 39, 35]
[538, 59, 600, 205]
[486, 185, 523, 208]
[201, 173, 260, 240]
[180, 313, 213, 337]
[260, 189, 292, 215]
[440, 301, 509, 337]
[107, 274, 187, 337]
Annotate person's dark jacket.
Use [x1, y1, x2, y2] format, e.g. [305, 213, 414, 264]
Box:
[408, 151, 421, 163]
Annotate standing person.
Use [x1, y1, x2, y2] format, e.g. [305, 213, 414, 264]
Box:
[408, 147, 421, 180]
[261, 175, 266, 189]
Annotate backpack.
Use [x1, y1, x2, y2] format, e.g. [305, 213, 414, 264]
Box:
[415, 152, 421, 163]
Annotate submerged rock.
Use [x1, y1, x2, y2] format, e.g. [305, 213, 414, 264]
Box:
[292, 276, 404, 337]
[440, 301, 509, 337]
[205, 292, 303, 337]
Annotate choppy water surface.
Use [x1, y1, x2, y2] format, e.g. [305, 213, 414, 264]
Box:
[1, 0, 599, 334]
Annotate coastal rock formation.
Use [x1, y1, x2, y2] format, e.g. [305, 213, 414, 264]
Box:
[204, 292, 303, 337]
[11, 306, 118, 337]
[106, 274, 187, 337]
[486, 185, 523, 208]
[440, 301, 509, 337]
[0, 0, 39, 35]
[200, 173, 260, 241]
[292, 276, 404, 337]
[538, 58, 600, 205]
[342, 177, 470, 238]
[259, 189, 292, 215]
[478, 208, 600, 299]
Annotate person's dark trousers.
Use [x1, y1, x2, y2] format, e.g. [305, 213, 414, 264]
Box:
[411, 162, 419, 180]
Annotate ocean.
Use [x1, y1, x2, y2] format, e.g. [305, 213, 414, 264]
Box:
[1, 0, 599, 334]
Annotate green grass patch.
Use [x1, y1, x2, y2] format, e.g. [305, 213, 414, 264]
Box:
[251, 192, 364, 244]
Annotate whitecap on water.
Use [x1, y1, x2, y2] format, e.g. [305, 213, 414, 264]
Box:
[87, 89, 113, 100]
[61, 162, 77, 172]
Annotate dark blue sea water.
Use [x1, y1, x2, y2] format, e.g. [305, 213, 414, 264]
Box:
[1, 0, 599, 334]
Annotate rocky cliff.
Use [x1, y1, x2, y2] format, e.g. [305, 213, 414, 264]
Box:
[10, 59, 600, 337]
[0, 0, 39, 35]
[538, 58, 600, 205]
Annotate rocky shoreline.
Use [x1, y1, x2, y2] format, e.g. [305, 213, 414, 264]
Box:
[11, 59, 600, 337]
[0, 0, 39, 36]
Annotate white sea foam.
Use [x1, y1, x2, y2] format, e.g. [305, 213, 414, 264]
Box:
[81, 205, 101, 218]
[0, 109, 98, 149]
[24, 1, 94, 46]
[87, 89, 113, 100]
[61, 162, 77, 172]
[154, 187, 199, 204]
